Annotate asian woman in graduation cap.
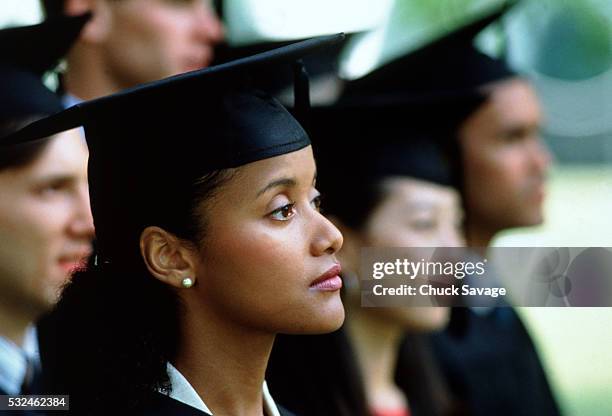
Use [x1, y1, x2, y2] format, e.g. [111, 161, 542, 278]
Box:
[2, 35, 347, 415]
[265, 86, 474, 415]
[0, 14, 93, 399]
[340, 2, 558, 415]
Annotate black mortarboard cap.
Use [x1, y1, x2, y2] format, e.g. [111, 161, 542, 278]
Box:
[0, 13, 90, 125]
[307, 97, 477, 191]
[2, 34, 344, 261]
[311, 2, 518, 196]
[341, 1, 517, 105]
[212, 33, 355, 109]
[303, 0, 522, 190]
[305, 98, 472, 230]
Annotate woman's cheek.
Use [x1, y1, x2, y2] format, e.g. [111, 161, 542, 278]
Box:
[238, 228, 300, 271]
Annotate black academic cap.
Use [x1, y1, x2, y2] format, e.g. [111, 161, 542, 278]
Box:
[307, 96, 476, 191]
[0, 13, 90, 76]
[314, 2, 516, 194]
[341, 1, 517, 105]
[212, 33, 355, 108]
[0, 13, 90, 125]
[2, 34, 344, 261]
[305, 98, 471, 230]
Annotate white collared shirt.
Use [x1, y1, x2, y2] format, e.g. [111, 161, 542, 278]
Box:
[22, 326, 40, 364]
[0, 336, 27, 395]
[0, 325, 39, 396]
[162, 363, 281, 416]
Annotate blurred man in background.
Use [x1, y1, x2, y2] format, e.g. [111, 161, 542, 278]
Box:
[40, 0, 224, 102]
[433, 75, 558, 416]
[459, 77, 551, 249]
[425, 11, 558, 416]
[0, 14, 94, 396]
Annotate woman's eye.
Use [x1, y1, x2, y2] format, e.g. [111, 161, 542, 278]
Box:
[410, 219, 436, 230]
[38, 181, 69, 197]
[500, 126, 536, 143]
[311, 195, 322, 211]
[269, 203, 296, 221]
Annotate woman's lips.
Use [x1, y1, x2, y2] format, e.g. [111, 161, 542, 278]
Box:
[310, 264, 342, 291]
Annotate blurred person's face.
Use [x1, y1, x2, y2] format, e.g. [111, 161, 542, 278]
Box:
[89, 0, 223, 87]
[460, 78, 551, 232]
[363, 177, 464, 248]
[341, 177, 464, 331]
[0, 130, 94, 316]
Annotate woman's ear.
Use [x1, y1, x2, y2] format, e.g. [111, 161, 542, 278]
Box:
[140, 226, 198, 289]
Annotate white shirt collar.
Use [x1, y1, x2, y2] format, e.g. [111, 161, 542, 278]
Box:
[262, 381, 282, 416]
[163, 363, 281, 416]
[0, 336, 27, 395]
[165, 363, 212, 414]
[22, 326, 40, 364]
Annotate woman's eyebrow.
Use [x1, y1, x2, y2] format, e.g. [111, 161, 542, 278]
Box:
[33, 172, 77, 186]
[406, 201, 437, 211]
[256, 177, 296, 198]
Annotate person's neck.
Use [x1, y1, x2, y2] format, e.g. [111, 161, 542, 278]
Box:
[0, 303, 31, 346]
[64, 51, 126, 100]
[175, 302, 274, 416]
[347, 307, 407, 411]
[465, 221, 497, 254]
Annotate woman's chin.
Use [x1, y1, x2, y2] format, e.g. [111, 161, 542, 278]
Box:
[282, 297, 346, 335]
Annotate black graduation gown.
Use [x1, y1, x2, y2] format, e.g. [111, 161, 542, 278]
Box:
[429, 307, 561, 416]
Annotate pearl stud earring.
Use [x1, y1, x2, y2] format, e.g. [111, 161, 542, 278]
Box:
[181, 277, 194, 288]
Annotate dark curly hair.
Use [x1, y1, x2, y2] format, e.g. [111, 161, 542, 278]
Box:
[39, 168, 236, 415]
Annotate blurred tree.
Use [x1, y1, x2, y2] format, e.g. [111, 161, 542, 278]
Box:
[535, 3, 611, 79]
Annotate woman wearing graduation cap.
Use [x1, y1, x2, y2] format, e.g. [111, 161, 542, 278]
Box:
[2, 35, 346, 415]
[266, 91, 469, 416]
[0, 14, 93, 399]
